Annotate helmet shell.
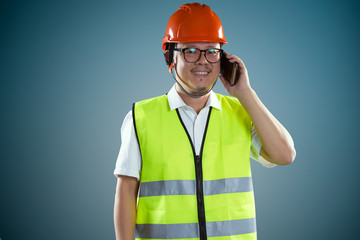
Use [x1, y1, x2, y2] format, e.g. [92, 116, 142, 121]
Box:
[162, 3, 228, 50]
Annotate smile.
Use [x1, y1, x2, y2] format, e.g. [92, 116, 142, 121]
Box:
[192, 71, 210, 76]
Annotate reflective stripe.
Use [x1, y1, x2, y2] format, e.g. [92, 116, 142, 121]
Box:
[139, 180, 196, 197]
[204, 177, 253, 195]
[207, 218, 256, 237]
[139, 177, 253, 197]
[135, 218, 256, 239]
[135, 222, 199, 239]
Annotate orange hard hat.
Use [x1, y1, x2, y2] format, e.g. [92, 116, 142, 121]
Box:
[162, 3, 228, 50]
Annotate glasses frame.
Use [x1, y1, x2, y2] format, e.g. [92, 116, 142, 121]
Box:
[173, 48, 224, 63]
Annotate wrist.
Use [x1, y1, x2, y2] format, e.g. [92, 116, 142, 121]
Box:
[234, 87, 255, 104]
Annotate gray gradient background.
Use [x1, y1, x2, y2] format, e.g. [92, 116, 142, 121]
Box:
[1, 0, 359, 239]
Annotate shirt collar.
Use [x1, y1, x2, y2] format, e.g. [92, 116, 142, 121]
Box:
[167, 84, 222, 111]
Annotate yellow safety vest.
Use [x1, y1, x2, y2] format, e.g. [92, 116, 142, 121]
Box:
[133, 94, 257, 240]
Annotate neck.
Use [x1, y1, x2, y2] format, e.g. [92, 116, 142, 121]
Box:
[175, 84, 210, 114]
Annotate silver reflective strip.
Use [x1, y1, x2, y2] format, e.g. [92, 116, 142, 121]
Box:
[139, 177, 253, 197]
[135, 222, 199, 239]
[204, 177, 253, 195]
[135, 218, 256, 239]
[139, 180, 196, 197]
[207, 218, 256, 237]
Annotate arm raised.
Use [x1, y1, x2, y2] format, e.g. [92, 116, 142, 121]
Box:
[220, 54, 296, 165]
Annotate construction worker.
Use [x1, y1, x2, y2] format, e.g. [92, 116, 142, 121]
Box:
[114, 3, 295, 240]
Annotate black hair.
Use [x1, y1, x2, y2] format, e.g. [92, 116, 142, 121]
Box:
[165, 43, 176, 66]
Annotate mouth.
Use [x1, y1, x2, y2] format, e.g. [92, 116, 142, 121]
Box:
[191, 70, 210, 78]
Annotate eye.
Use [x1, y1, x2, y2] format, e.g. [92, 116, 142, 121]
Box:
[185, 48, 198, 54]
[207, 49, 218, 54]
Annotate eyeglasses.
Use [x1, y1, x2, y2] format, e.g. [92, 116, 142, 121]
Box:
[173, 48, 223, 63]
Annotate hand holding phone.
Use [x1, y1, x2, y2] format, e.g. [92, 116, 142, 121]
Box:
[220, 53, 239, 86]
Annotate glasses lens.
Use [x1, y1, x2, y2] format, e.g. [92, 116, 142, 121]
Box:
[206, 49, 221, 63]
[183, 48, 222, 63]
[184, 48, 200, 62]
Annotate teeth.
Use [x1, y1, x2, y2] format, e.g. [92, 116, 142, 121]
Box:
[194, 72, 208, 75]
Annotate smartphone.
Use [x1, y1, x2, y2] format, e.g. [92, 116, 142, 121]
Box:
[220, 53, 239, 86]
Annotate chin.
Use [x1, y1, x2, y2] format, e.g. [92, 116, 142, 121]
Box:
[192, 86, 212, 95]
[197, 87, 209, 93]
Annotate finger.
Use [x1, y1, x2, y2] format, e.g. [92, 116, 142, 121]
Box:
[226, 56, 240, 65]
[236, 57, 246, 70]
[227, 55, 247, 71]
[226, 54, 242, 62]
[226, 54, 235, 59]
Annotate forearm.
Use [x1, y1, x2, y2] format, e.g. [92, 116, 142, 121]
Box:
[236, 88, 296, 165]
[114, 176, 139, 240]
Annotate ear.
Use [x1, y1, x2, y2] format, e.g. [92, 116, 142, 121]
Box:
[164, 50, 175, 73]
[164, 50, 170, 66]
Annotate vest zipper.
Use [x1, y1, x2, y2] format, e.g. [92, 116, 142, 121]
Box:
[176, 108, 212, 240]
[195, 155, 207, 240]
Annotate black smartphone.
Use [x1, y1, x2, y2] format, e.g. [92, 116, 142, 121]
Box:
[220, 53, 239, 86]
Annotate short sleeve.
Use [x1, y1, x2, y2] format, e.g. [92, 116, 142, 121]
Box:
[250, 126, 277, 168]
[113, 110, 142, 179]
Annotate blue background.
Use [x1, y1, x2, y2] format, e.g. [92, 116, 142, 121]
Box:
[1, 0, 359, 239]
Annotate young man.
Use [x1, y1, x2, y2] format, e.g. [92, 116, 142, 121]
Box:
[114, 3, 295, 240]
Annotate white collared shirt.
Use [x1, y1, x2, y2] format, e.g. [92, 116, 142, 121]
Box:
[114, 85, 276, 179]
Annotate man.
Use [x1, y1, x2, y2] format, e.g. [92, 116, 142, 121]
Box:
[114, 3, 295, 240]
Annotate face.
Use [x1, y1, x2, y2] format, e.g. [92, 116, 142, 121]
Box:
[173, 42, 221, 96]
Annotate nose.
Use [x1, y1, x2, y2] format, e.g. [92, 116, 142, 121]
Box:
[196, 51, 208, 64]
